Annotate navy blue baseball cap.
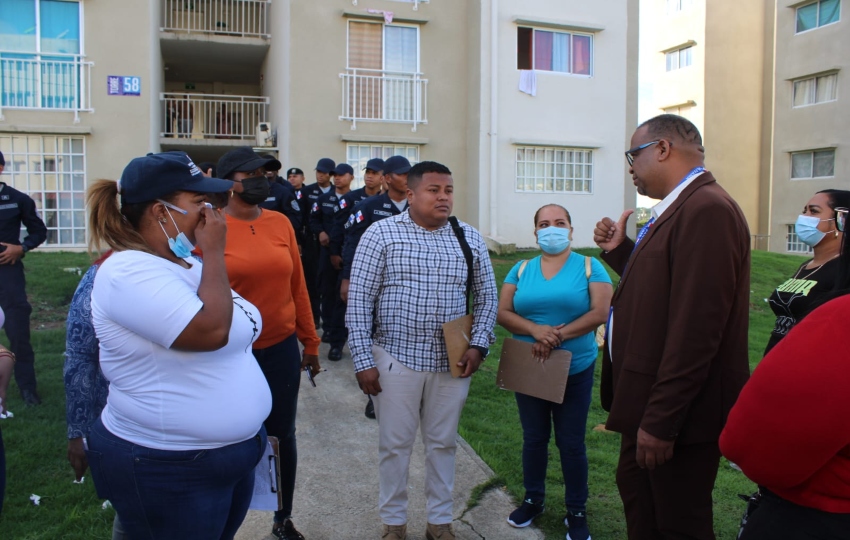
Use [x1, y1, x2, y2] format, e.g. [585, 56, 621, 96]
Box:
[383, 155, 412, 175]
[118, 151, 233, 204]
[217, 147, 281, 179]
[364, 158, 385, 172]
[333, 163, 354, 176]
[0, 150, 5, 166]
[315, 158, 336, 173]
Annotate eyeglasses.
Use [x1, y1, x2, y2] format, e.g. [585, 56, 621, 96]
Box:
[157, 199, 214, 214]
[625, 140, 661, 166]
[835, 207, 848, 233]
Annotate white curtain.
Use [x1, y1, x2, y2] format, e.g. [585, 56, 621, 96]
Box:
[551, 33, 569, 73]
[816, 74, 838, 103]
[793, 78, 814, 107]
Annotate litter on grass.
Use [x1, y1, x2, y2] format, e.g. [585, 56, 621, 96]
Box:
[30, 494, 41, 506]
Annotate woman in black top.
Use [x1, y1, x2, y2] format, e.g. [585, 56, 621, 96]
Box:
[765, 189, 850, 355]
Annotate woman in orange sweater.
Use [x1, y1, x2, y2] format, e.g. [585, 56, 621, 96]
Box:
[216, 148, 321, 540]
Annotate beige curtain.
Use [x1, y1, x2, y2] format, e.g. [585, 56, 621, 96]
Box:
[348, 22, 382, 118]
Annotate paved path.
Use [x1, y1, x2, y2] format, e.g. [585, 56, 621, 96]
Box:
[236, 341, 543, 540]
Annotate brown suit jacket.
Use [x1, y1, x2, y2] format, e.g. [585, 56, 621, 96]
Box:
[601, 172, 751, 445]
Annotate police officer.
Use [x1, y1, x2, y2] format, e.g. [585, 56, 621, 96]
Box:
[301, 158, 335, 328]
[340, 156, 410, 418]
[0, 150, 48, 405]
[259, 156, 303, 234]
[328, 157, 384, 271]
[310, 163, 352, 361]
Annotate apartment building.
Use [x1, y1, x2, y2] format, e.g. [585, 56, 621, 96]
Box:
[770, 0, 848, 254]
[0, 0, 637, 250]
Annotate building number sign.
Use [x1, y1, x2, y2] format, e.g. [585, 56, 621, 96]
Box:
[107, 76, 141, 96]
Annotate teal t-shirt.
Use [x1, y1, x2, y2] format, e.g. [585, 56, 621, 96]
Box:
[504, 252, 612, 375]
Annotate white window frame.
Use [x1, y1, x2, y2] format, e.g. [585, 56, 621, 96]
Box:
[346, 20, 421, 74]
[786, 224, 813, 253]
[515, 146, 594, 194]
[665, 46, 693, 72]
[0, 134, 87, 247]
[790, 149, 836, 180]
[792, 72, 838, 107]
[1, 0, 85, 55]
[345, 143, 420, 189]
[795, 0, 841, 34]
[517, 26, 594, 77]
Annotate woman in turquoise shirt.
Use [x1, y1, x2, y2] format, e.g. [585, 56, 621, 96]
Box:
[497, 204, 613, 540]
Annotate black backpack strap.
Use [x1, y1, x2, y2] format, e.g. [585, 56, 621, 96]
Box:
[448, 216, 474, 314]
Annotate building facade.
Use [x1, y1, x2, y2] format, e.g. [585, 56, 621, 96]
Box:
[0, 0, 638, 250]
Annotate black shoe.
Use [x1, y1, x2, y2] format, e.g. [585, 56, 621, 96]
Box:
[507, 498, 544, 528]
[565, 510, 591, 540]
[321, 333, 331, 343]
[365, 397, 376, 419]
[272, 518, 305, 540]
[21, 389, 42, 406]
[328, 346, 342, 361]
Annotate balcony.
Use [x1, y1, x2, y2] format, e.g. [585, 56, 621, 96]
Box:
[160, 93, 271, 160]
[0, 53, 93, 122]
[340, 69, 428, 131]
[161, 0, 270, 38]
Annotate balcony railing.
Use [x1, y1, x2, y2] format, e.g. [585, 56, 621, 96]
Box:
[161, 0, 271, 38]
[0, 53, 93, 122]
[340, 69, 428, 131]
[160, 92, 269, 141]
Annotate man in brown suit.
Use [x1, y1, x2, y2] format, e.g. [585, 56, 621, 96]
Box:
[594, 114, 751, 540]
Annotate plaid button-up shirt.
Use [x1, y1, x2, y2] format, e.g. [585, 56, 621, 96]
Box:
[346, 212, 498, 373]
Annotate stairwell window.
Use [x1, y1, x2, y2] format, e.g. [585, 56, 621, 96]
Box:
[796, 0, 840, 33]
[666, 46, 693, 71]
[517, 27, 592, 76]
[792, 73, 838, 107]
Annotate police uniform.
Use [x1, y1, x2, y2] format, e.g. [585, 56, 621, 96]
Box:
[259, 178, 303, 234]
[300, 182, 332, 323]
[329, 187, 374, 260]
[341, 192, 409, 280]
[309, 188, 345, 345]
[0, 181, 47, 401]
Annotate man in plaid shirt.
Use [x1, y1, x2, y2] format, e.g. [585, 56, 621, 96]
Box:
[347, 161, 498, 540]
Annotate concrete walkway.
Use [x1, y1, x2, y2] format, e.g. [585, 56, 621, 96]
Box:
[236, 341, 543, 540]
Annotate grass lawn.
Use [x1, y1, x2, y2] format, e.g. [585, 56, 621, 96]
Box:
[0, 249, 805, 539]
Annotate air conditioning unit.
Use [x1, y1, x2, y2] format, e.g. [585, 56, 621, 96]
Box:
[256, 122, 273, 147]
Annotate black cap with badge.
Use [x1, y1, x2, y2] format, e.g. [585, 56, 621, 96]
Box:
[286, 167, 304, 177]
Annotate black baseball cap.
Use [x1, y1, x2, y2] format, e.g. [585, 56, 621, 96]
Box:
[261, 154, 282, 172]
[286, 167, 304, 177]
[364, 158, 385, 172]
[0, 151, 5, 166]
[333, 163, 354, 176]
[315, 158, 336, 173]
[118, 151, 233, 204]
[383, 155, 412, 175]
[216, 147, 281, 180]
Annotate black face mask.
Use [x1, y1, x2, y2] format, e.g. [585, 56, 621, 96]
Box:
[236, 176, 270, 205]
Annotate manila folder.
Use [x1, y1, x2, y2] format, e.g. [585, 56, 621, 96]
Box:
[496, 338, 571, 404]
[442, 314, 473, 378]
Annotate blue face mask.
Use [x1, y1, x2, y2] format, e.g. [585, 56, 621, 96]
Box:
[537, 226, 571, 254]
[795, 215, 826, 247]
[158, 204, 195, 258]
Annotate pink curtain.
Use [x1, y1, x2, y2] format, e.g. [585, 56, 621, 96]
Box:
[534, 31, 553, 71]
[572, 35, 591, 75]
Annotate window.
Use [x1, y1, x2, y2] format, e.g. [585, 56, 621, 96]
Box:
[665, 46, 693, 71]
[663, 104, 695, 120]
[786, 224, 813, 253]
[796, 0, 840, 33]
[667, 0, 694, 14]
[0, 0, 85, 110]
[0, 135, 87, 247]
[791, 149, 835, 179]
[515, 146, 593, 193]
[346, 144, 420, 189]
[793, 73, 838, 107]
[517, 27, 592, 75]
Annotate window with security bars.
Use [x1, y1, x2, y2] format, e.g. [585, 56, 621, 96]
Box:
[515, 147, 593, 193]
[346, 144, 420, 189]
[786, 225, 813, 253]
[0, 134, 86, 246]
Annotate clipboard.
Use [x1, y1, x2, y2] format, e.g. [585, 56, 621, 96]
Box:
[442, 314, 473, 378]
[496, 338, 571, 404]
[249, 435, 283, 511]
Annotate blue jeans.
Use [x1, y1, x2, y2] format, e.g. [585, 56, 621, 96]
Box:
[515, 362, 594, 511]
[253, 333, 301, 522]
[86, 418, 266, 540]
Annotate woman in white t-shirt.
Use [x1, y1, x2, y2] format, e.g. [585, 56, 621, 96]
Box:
[84, 152, 272, 540]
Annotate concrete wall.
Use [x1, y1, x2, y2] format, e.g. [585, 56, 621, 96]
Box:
[768, 0, 850, 252]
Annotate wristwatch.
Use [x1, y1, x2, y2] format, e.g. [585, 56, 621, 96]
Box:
[471, 345, 489, 359]
[21, 244, 29, 253]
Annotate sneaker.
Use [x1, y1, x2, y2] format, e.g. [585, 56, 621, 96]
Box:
[272, 518, 305, 540]
[365, 397, 376, 419]
[381, 523, 407, 540]
[565, 510, 591, 540]
[507, 498, 544, 528]
[425, 522, 455, 540]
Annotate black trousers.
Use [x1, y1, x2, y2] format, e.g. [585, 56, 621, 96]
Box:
[317, 247, 346, 347]
[300, 236, 320, 324]
[0, 262, 37, 392]
[740, 489, 850, 540]
[617, 434, 720, 540]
